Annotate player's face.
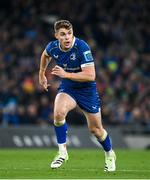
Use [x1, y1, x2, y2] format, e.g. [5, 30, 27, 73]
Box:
[55, 28, 74, 50]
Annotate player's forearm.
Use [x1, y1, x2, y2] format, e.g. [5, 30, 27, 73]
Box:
[65, 71, 95, 82]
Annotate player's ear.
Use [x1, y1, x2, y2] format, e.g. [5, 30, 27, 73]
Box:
[55, 32, 58, 39]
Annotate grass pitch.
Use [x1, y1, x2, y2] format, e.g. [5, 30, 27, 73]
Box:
[0, 149, 150, 179]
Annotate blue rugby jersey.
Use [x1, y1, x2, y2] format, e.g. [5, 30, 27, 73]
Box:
[45, 37, 96, 88]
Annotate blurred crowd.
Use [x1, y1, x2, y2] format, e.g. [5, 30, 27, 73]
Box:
[0, 0, 149, 127]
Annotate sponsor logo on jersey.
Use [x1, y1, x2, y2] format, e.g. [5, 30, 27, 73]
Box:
[54, 54, 59, 59]
[92, 106, 97, 110]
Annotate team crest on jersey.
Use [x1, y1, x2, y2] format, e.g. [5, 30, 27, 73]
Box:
[70, 53, 76, 60]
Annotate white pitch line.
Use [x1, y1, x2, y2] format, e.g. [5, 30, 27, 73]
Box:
[117, 169, 150, 172]
[0, 168, 150, 173]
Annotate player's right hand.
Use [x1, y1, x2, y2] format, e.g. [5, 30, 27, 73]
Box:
[39, 71, 50, 91]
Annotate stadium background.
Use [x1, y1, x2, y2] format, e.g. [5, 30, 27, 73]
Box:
[0, 0, 150, 149]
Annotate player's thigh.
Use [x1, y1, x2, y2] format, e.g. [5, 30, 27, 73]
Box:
[82, 110, 103, 129]
[54, 92, 77, 115]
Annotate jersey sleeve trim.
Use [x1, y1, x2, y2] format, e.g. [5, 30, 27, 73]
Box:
[81, 62, 94, 67]
[44, 49, 50, 57]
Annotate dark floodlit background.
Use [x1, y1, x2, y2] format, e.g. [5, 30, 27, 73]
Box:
[0, 0, 149, 145]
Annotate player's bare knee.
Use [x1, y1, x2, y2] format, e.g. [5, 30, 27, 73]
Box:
[89, 126, 104, 138]
[54, 110, 66, 121]
[89, 126, 97, 135]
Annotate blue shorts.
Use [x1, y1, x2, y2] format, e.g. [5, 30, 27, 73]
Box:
[58, 85, 101, 113]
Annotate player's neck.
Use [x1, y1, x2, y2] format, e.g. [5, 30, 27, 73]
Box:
[59, 36, 75, 52]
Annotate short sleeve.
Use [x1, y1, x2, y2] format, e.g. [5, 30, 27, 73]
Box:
[45, 42, 52, 57]
[79, 40, 94, 67]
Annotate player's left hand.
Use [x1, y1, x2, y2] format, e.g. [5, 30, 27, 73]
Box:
[51, 65, 67, 78]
